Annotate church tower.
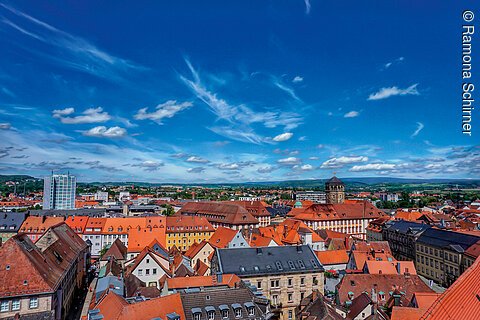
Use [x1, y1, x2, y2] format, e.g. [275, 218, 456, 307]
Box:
[325, 176, 345, 204]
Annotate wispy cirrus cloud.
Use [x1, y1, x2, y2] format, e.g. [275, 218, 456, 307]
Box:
[368, 84, 419, 100]
[53, 107, 111, 124]
[292, 76, 303, 83]
[383, 57, 404, 70]
[134, 100, 193, 124]
[186, 156, 210, 163]
[411, 122, 424, 138]
[180, 58, 303, 144]
[0, 3, 145, 82]
[350, 163, 396, 172]
[82, 126, 127, 138]
[304, 0, 311, 14]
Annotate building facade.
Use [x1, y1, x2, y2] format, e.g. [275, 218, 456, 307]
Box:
[166, 215, 215, 251]
[211, 245, 324, 320]
[294, 192, 326, 204]
[415, 228, 480, 287]
[43, 173, 76, 210]
[382, 220, 431, 261]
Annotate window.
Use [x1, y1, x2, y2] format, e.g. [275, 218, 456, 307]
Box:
[146, 269, 150, 275]
[153, 268, 157, 275]
[248, 307, 255, 316]
[300, 277, 305, 285]
[288, 310, 293, 320]
[288, 278, 293, 286]
[270, 280, 280, 288]
[138, 269, 143, 276]
[222, 310, 229, 318]
[29, 298, 38, 309]
[272, 295, 278, 305]
[235, 308, 241, 318]
[193, 313, 201, 320]
[288, 293, 293, 302]
[146, 258, 150, 263]
[257, 281, 262, 289]
[1, 301, 9, 312]
[208, 311, 215, 320]
[12, 300, 20, 311]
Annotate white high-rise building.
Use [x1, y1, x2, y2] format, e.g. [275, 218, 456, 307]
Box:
[43, 173, 76, 210]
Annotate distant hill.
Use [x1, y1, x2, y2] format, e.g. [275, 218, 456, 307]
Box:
[0, 175, 39, 183]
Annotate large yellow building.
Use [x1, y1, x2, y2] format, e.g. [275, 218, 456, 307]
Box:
[166, 215, 215, 251]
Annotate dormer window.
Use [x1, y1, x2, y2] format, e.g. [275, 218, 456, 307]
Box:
[207, 311, 215, 320]
[222, 310, 229, 318]
[192, 308, 202, 320]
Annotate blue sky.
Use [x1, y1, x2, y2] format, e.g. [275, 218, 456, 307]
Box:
[0, 0, 479, 182]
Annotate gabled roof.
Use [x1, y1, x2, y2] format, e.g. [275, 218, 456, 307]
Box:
[347, 293, 372, 320]
[127, 226, 166, 253]
[0, 223, 87, 298]
[101, 238, 127, 261]
[126, 247, 170, 277]
[208, 226, 238, 248]
[184, 240, 212, 259]
[19, 216, 65, 235]
[64, 215, 89, 233]
[326, 176, 344, 185]
[194, 259, 209, 276]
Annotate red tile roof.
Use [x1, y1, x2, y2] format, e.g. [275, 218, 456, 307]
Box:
[19, 216, 65, 236]
[165, 274, 240, 290]
[315, 250, 349, 266]
[288, 201, 385, 221]
[208, 226, 238, 248]
[64, 215, 89, 233]
[420, 256, 480, 319]
[166, 215, 214, 234]
[230, 200, 271, 217]
[179, 202, 259, 225]
[127, 226, 166, 253]
[101, 238, 127, 261]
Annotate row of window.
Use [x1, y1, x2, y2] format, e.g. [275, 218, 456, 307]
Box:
[193, 307, 253, 320]
[137, 268, 158, 276]
[1, 298, 38, 312]
[417, 245, 459, 263]
[258, 276, 313, 290]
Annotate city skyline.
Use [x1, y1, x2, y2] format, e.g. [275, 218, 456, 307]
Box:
[0, 1, 479, 182]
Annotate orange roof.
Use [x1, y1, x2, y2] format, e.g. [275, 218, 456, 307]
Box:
[103, 217, 165, 234]
[127, 226, 166, 252]
[64, 215, 89, 233]
[395, 211, 424, 222]
[420, 256, 480, 319]
[249, 234, 276, 247]
[257, 219, 321, 245]
[391, 307, 427, 320]
[208, 226, 238, 248]
[396, 261, 417, 275]
[19, 216, 65, 235]
[411, 292, 441, 309]
[83, 217, 107, 234]
[315, 250, 349, 265]
[350, 251, 396, 270]
[75, 200, 99, 208]
[364, 261, 398, 274]
[166, 274, 240, 290]
[166, 215, 214, 233]
[353, 241, 393, 255]
[179, 202, 259, 225]
[92, 290, 186, 320]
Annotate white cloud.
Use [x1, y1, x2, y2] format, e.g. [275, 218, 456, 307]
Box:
[309, 156, 319, 160]
[0, 123, 12, 130]
[411, 122, 424, 138]
[82, 126, 126, 138]
[186, 156, 209, 163]
[187, 167, 205, 173]
[278, 157, 301, 165]
[134, 100, 192, 124]
[292, 76, 304, 83]
[384, 57, 405, 69]
[53, 107, 111, 124]
[273, 132, 293, 142]
[52, 107, 74, 116]
[344, 111, 359, 118]
[298, 136, 307, 141]
[350, 163, 396, 172]
[298, 164, 313, 171]
[273, 80, 301, 101]
[257, 165, 275, 173]
[132, 160, 164, 171]
[368, 84, 419, 100]
[321, 156, 368, 169]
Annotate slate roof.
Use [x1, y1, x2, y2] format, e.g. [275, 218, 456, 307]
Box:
[416, 228, 480, 252]
[326, 176, 344, 185]
[180, 287, 266, 320]
[384, 220, 431, 236]
[0, 212, 26, 232]
[216, 245, 324, 276]
[95, 276, 124, 301]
